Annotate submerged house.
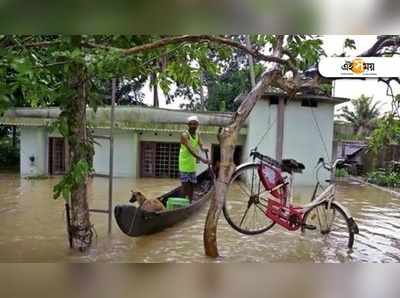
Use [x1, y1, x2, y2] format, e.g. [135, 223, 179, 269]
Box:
[0, 93, 348, 185]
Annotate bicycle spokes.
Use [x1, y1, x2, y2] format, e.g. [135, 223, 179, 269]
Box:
[303, 202, 355, 249]
[223, 164, 275, 235]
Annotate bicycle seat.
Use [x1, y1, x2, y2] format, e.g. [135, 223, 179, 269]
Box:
[281, 159, 305, 173]
[251, 151, 281, 168]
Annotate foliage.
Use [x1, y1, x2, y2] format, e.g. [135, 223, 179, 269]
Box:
[205, 66, 255, 112]
[95, 77, 147, 106]
[166, 40, 235, 109]
[284, 35, 325, 71]
[335, 167, 349, 177]
[179, 34, 323, 112]
[367, 170, 400, 188]
[369, 116, 400, 151]
[53, 159, 90, 201]
[369, 94, 400, 152]
[340, 95, 380, 137]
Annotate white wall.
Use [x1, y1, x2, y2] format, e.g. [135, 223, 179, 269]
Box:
[244, 100, 277, 164]
[20, 127, 47, 177]
[17, 125, 244, 179]
[245, 99, 334, 185]
[93, 129, 138, 177]
[283, 101, 334, 185]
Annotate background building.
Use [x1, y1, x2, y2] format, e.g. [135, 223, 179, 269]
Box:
[0, 93, 348, 185]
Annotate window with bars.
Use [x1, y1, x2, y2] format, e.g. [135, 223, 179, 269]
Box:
[48, 137, 66, 175]
[140, 142, 180, 178]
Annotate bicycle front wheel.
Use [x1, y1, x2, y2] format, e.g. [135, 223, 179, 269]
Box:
[302, 201, 355, 249]
[223, 163, 275, 235]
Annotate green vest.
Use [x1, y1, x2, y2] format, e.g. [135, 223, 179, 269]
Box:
[179, 131, 199, 173]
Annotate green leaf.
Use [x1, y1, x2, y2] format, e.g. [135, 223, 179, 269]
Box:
[62, 189, 70, 201]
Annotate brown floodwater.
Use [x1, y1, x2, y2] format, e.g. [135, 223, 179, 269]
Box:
[0, 171, 399, 262]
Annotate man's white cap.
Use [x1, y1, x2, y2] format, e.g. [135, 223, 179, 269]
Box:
[187, 115, 199, 123]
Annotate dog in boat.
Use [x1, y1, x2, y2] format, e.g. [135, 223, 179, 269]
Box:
[129, 191, 166, 212]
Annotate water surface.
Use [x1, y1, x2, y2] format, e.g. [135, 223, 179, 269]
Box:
[0, 172, 399, 262]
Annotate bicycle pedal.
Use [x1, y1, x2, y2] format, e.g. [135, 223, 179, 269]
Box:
[302, 224, 317, 230]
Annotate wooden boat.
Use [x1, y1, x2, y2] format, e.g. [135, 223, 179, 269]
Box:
[114, 170, 214, 237]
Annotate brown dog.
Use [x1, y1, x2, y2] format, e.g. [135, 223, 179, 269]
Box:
[129, 191, 166, 212]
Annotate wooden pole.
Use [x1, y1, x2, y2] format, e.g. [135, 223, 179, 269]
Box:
[276, 96, 285, 162]
[108, 79, 116, 234]
[65, 201, 73, 248]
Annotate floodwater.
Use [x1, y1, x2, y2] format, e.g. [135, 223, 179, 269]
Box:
[0, 172, 399, 263]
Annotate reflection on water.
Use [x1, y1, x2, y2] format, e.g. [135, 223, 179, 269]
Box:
[0, 172, 399, 262]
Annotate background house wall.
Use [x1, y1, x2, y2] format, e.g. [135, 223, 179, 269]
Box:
[245, 99, 334, 185]
[93, 129, 138, 177]
[14, 101, 338, 184]
[242, 99, 277, 165]
[20, 127, 47, 177]
[283, 101, 334, 185]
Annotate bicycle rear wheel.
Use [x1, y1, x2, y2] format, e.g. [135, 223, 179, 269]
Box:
[302, 201, 355, 249]
[223, 164, 275, 235]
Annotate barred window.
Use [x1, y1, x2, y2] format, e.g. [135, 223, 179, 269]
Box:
[141, 142, 180, 178]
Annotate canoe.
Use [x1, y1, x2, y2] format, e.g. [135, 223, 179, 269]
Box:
[114, 170, 214, 237]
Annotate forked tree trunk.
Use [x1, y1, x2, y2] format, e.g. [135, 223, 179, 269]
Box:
[203, 36, 284, 257]
[67, 36, 92, 251]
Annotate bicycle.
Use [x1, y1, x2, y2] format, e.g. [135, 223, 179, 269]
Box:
[223, 149, 359, 249]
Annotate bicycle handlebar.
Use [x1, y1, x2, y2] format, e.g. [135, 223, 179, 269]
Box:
[317, 157, 345, 172]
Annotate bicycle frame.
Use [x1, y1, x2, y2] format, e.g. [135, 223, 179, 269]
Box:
[251, 158, 351, 231]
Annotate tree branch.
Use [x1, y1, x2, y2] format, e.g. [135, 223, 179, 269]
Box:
[230, 35, 285, 129]
[3, 39, 63, 49]
[23, 40, 63, 48]
[83, 35, 294, 70]
[359, 36, 400, 57]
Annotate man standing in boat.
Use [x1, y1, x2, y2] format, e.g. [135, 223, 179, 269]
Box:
[179, 115, 209, 202]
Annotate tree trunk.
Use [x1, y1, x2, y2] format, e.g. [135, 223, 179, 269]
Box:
[204, 131, 236, 257]
[67, 36, 92, 251]
[151, 72, 159, 107]
[203, 36, 284, 257]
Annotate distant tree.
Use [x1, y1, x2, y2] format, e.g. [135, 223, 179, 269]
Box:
[99, 77, 147, 106]
[369, 94, 400, 151]
[340, 95, 380, 137]
[179, 35, 271, 112]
